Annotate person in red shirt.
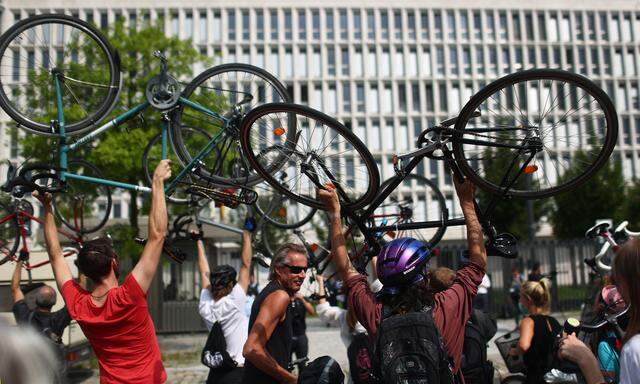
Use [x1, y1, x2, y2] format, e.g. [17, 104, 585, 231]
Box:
[317, 177, 487, 380]
[34, 159, 172, 384]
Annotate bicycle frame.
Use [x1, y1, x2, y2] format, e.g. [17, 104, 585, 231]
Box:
[0, 207, 82, 270]
[52, 73, 232, 197]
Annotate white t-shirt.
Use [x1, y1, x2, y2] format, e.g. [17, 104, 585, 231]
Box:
[620, 334, 640, 384]
[199, 284, 249, 365]
[477, 274, 491, 295]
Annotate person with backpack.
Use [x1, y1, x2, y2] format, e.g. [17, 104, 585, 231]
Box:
[430, 267, 497, 384]
[197, 223, 253, 384]
[508, 278, 561, 384]
[315, 273, 381, 384]
[11, 260, 71, 377]
[317, 177, 487, 383]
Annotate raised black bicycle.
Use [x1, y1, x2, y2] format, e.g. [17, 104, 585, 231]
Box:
[239, 69, 618, 270]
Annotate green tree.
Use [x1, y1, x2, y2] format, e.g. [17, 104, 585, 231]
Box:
[19, 19, 210, 233]
[621, 179, 640, 229]
[550, 152, 625, 239]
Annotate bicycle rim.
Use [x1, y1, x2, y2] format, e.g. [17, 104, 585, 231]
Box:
[54, 159, 112, 234]
[241, 103, 380, 210]
[373, 174, 448, 247]
[453, 69, 618, 199]
[0, 14, 120, 135]
[172, 63, 291, 187]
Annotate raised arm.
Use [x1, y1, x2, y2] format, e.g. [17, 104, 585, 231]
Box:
[454, 178, 487, 271]
[317, 185, 359, 282]
[34, 192, 72, 290]
[243, 290, 297, 384]
[11, 260, 24, 302]
[237, 230, 252, 292]
[196, 236, 211, 290]
[295, 292, 315, 315]
[132, 160, 171, 293]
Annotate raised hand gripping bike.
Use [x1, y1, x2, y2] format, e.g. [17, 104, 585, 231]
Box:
[0, 14, 292, 233]
[239, 69, 618, 271]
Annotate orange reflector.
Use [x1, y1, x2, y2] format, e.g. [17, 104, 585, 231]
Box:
[524, 165, 538, 174]
[277, 207, 287, 217]
[67, 352, 79, 361]
[310, 244, 319, 252]
[273, 127, 286, 136]
[386, 231, 396, 239]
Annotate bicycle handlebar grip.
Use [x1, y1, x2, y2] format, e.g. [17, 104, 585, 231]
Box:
[563, 318, 581, 335]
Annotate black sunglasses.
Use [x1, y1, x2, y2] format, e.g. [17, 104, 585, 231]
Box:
[283, 264, 308, 274]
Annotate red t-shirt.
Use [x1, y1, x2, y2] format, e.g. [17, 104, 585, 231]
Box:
[62, 274, 166, 383]
[345, 261, 485, 374]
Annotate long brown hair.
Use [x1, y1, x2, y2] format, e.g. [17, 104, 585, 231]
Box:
[614, 237, 640, 343]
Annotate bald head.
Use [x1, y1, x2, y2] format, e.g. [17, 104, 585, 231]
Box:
[35, 285, 57, 310]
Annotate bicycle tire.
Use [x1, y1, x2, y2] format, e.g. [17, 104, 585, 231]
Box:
[375, 174, 448, 247]
[53, 159, 112, 234]
[453, 69, 618, 199]
[172, 63, 291, 187]
[141, 126, 213, 205]
[255, 195, 317, 229]
[240, 103, 380, 210]
[0, 201, 20, 264]
[0, 14, 121, 135]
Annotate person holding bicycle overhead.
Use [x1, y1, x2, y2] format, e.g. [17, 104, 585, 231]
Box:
[559, 237, 640, 384]
[33, 159, 172, 384]
[317, 177, 487, 383]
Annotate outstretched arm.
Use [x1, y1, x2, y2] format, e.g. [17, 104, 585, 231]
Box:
[317, 185, 359, 282]
[196, 237, 211, 290]
[237, 230, 252, 292]
[11, 260, 24, 302]
[243, 290, 297, 384]
[454, 178, 487, 271]
[132, 160, 171, 293]
[34, 192, 72, 291]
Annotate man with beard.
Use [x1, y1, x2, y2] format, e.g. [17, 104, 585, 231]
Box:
[34, 160, 171, 384]
[242, 243, 308, 384]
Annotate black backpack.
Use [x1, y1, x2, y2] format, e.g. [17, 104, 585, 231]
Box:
[374, 309, 454, 384]
[201, 321, 237, 373]
[347, 332, 375, 384]
[460, 310, 497, 384]
[28, 310, 62, 344]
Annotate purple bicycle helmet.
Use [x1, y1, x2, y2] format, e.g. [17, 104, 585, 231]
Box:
[376, 237, 431, 295]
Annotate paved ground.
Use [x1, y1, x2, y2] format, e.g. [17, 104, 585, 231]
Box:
[69, 311, 579, 383]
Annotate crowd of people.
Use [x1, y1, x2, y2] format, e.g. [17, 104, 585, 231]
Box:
[1, 159, 638, 384]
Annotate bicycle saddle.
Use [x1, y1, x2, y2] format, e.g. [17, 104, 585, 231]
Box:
[485, 233, 518, 259]
[585, 222, 610, 239]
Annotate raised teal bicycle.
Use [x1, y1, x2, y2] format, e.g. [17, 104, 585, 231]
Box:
[0, 14, 293, 233]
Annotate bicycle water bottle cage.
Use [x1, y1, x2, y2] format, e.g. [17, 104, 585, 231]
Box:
[485, 233, 518, 259]
[585, 222, 610, 239]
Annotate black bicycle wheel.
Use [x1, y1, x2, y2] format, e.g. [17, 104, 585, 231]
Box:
[453, 69, 618, 199]
[241, 103, 380, 210]
[0, 201, 20, 264]
[0, 14, 121, 135]
[53, 159, 112, 234]
[172, 63, 291, 187]
[373, 174, 448, 247]
[142, 126, 214, 205]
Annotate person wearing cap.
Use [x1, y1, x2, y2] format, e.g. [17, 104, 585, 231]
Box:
[317, 177, 487, 380]
[197, 228, 253, 384]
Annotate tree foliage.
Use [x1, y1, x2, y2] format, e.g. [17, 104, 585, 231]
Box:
[550, 152, 625, 239]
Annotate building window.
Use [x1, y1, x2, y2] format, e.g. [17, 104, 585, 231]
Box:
[499, 12, 508, 41]
[473, 11, 482, 40]
[436, 46, 445, 75]
[368, 84, 379, 113]
[341, 47, 350, 76]
[327, 48, 336, 75]
[560, 14, 571, 42]
[356, 84, 365, 112]
[327, 85, 337, 114]
[284, 10, 292, 40]
[488, 47, 497, 75]
[575, 13, 584, 40]
[367, 10, 375, 39]
[421, 48, 432, 76]
[371, 120, 381, 150]
[227, 10, 236, 40]
[270, 9, 278, 40]
[354, 48, 364, 77]
[198, 11, 207, 44]
[614, 49, 624, 76]
[353, 10, 362, 39]
[342, 83, 351, 112]
[599, 13, 608, 40]
[407, 49, 418, 76]
[213, 11, 221, 41]
[626, 48, 637, 76]
[297, 48, 307, 77]
[298, 9, 306, 40]
[590, 47, 599, 74]
[10, 128, 19, 158]
[501, 47, 510, 73]
[611, 14, 621, 41]
[537, 14, 547, 40]
[449, 46, 458, 75]
[394, 48, 405, 77]
[587, 13, 596, 40]
[381, 49, 391, 76]
[382, 85, 393, 113]
[407, 11, 416, 39]
[383, 120, 395, 150]
[460, 12, 469, 40]
[326, 10, 335, 40]
[485, 11, 496, 41]
[398, 84, 407, 111]
[447, 11, 456, 40]
[381, 10, 390, 40]
[312, 10, 320, 39]
[475, 47, 484, 75]
[434, 11, 443, 40]
[394, 10, 403, 39]
[438, 83, 448, 111]
[312, 49, 321, 77]
[463, 47, 471, 74]
[269, 47, 279, 76]
[412, 83, 420, 111]
[113, 203, 122, 219]
[340, 9, 348, 40]
[421, 10, 429, 39]
[367, 46, 377, 76]
[425, 84, 434, 111]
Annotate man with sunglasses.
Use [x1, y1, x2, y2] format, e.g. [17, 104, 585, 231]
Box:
[34, 159, 172, 384]
[242, 243, 309, 384]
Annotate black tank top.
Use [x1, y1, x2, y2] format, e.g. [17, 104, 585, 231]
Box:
[242, 281, 293, 384]
[523, 314, 561, 382]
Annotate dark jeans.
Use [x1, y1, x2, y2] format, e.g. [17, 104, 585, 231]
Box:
[291, 334, 309, 368]
[207, 367, 244, 384]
